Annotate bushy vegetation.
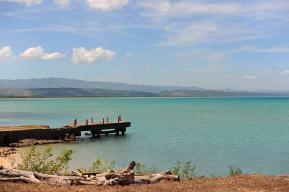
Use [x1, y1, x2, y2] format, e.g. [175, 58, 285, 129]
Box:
[16, 145, 243, 178]
[18, 145, 73, 174]
[228, 165, 242, 176]
[86, 159, 116, 173]
[171, 161, 196, 179]
[135, 162, 157, 176]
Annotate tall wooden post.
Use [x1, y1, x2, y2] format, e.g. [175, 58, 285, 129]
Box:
[91, 117, 94, 124]
[106, 117, 109, 123]
[102, 118, 105, 124]
[73, 119, 77, 127]
[85, 119, 89, 126]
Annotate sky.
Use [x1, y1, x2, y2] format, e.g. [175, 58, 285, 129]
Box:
[0, 0, 289, 91]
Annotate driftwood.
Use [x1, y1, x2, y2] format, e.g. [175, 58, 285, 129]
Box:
[0, 161, 179, 186]
[135, 170, 180, 184]
[0, 167, 84, 185]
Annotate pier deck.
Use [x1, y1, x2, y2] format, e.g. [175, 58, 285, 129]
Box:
[0, 117, 131, 146]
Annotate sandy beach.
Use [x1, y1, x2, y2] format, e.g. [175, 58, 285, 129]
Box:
[0, 147, 21, 169]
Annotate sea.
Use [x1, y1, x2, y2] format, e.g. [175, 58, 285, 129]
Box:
[1, 97, 289, 176]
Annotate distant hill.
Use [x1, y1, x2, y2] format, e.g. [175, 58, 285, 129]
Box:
[0, 88, 288, 98]
[0, 88, 157, 97]
[0, 78, 288, 98]
[0, 78, 201, 93]
[159, 89, 289, 97]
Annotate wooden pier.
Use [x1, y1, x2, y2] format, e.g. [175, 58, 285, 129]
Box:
[0, 116, 131, 146]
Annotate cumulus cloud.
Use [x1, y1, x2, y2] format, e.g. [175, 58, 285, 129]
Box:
[72, 47, 115, 64]
[86, 0, 128, 11]
[20, 46, 65, 60]
[54, 0, 69, 8]
[280, 70, 289, 75]
[0, 47, 12, 59]
[1, 0, 42, 6]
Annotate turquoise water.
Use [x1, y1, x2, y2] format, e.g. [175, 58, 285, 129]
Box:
[1, 97, 289, 176]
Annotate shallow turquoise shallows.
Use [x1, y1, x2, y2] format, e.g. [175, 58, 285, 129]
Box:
[1, 97, 289, 176]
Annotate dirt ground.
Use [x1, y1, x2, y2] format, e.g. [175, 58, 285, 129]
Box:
[1, 174, 289, 192]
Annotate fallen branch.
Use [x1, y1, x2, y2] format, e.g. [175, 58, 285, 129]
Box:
[0, 161, 179, 186]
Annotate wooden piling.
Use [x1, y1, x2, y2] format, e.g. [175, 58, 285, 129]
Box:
[73, 119, 78, 127]
[118, 115, 122, 123]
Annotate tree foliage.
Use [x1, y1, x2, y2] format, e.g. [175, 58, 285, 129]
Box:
[18, 145, 73, 174]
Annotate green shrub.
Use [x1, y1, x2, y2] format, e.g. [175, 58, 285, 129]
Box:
[182, 161, 196, 179]
[171, 161, 181, 175]
[135, 162, 157, 176]
[18, 145, 73, 174]
[228, 165, 242, 176]
[171, 161, 196, 179]
[87, 158, 116, 173]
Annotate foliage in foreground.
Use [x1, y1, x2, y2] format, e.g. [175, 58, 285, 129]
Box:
[135, 162, 157, 176]
[85, 159, 116, 173]
[229, 165, 242, 176]
[17, 146, 243, 178]
[18, 145, 73, 174]
[171, 161, 196, 179]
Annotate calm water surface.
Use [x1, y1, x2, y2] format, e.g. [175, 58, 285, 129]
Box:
[1, 97, 289, 176]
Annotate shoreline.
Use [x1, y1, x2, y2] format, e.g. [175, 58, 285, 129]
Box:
[0, 140, 71, 169]
[0, 147, 21, 169]
[1, 146, 289, 191]
[1, 96, 289, 99]
[1, 174, 289, 192]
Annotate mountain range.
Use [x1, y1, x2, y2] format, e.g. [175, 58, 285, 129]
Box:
[0, 78, 288, 97]
[0, 78, 201, 93]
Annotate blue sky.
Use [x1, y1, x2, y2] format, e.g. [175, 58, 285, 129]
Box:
[0, 0, 289, 90]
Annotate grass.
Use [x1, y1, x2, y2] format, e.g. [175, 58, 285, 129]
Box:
[17, 145, 244, 179]
[1, 174, 289, 192]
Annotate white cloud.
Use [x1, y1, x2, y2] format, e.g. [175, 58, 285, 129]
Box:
[160, 22, 218, 46]
[138, 0, 289, 47]
[235, 46, 289, 53]
[86, 0, 128, 11]
[139, 1, 240, 18]
[177, 49, 227, 64]
[145, 64, 151, 69]
[138, 0, 289, 19]
[160, 20, 266, 46]
[20, 46, 65, 60]
[54, 0, 69, 8]
[1, 0, 42, 6]
[72, 47, 115, 64]
[243, 75, 258, 80]
[124, 52, 135, 59]
[280, 70, 289, 75]
[0, 47, 12, 59]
